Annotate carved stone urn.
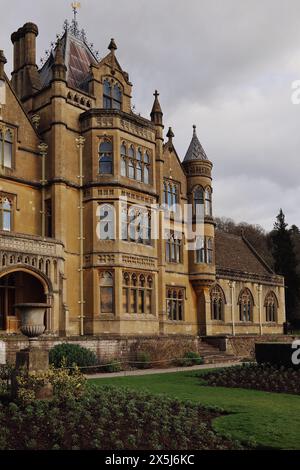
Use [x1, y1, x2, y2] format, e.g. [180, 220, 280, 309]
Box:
[14, 303, 50, 343]
[12, 303, 53, 400]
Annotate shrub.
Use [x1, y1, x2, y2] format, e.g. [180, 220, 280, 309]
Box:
[201, 363, 300, 395]
[0, 364, 13, 397]
[0, 385, 246, 450]
[49, 343, 97, 369]
[175, 351, 204, 367]
[134, 352, 151, 369]
[101, 359, 122, 373]
[14, 364, 87, 405]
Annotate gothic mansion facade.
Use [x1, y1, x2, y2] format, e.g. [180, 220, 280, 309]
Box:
[0, 19, 285, 337]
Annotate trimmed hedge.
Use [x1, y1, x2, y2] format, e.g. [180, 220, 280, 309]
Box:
[255, 342, 300, 369]
[49, 343, 97, 369]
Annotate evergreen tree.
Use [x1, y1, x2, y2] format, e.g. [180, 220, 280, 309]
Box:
[269, 209, 300, 322]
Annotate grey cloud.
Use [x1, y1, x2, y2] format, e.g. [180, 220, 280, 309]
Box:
[0, 0, 300, 229]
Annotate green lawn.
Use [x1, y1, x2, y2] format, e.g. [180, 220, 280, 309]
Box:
[89, 370, 300, 450]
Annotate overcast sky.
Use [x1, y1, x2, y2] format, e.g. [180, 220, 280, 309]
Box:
[1, 0, 300, 231]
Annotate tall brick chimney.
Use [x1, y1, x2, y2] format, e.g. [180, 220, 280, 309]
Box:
[11, 22, 41, 100]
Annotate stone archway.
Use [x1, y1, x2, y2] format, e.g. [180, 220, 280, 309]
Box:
[0, 267, 51, 333]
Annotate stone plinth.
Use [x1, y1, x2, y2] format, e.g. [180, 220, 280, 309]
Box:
[13, 348, 53, 400]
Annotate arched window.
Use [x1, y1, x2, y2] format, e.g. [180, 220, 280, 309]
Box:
[265, 291, 278, 322]
[195, 236, 205, 264]
[100, 271, 114, 314]
[128, 145, 135, 178]
[112, 84, 122, 110]
[238, 288, 253, 322]
[103, 79, 112, 109]
[166, 287, 185, 321]
[0, 198, 12, 232]
[103, 79, 122, 110]
[0, 129, 13, 169]
[120, 143, 127, 176]
[193, 187, 204, 215]
[210, 285, 225, 321]
[99, 141, 113, 174]
[205, 187, 212, 216]
[144, 152, 150, 184]
[136, 161, 142, 181]
[166, 231, 182, 263]
[206, 238, 213, 264]
[124, 206, 151, 245]
[98, 204, 115, 240]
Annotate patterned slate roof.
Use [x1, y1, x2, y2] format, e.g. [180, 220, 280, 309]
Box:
[215, 230, 273, 277]
[39, 29, 97, 91]
[183, 125, 208, 162]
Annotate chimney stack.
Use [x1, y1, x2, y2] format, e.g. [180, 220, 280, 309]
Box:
[11, 22, 41, 100]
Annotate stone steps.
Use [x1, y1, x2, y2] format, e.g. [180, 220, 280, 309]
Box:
[198, 340, 241, 365]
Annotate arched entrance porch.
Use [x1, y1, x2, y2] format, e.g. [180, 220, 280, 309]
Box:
[0, 267, 51, 333]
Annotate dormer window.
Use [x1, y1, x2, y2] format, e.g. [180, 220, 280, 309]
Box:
[103, 79, 122, 110]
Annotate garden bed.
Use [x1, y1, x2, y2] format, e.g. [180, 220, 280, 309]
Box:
[0, 385, 245, 450]
[200, 363, 300, 395]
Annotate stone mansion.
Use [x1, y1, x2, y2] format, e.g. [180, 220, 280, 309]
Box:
[0, 15, 285, 339]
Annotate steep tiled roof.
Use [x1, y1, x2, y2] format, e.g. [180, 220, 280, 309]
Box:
[39, 29, 97, 91]
[183, 125, 208, 162]
[215, 230, 273, 277]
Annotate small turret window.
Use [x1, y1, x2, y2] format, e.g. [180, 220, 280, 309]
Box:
[205, 187, 212, 216]
[195, 236, 213, 264]
[193, 187, 204, 216]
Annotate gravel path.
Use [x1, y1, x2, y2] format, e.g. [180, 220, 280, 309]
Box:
[86, 361, 242, 379]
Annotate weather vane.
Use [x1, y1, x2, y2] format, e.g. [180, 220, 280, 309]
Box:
[71, 2, 81, 21]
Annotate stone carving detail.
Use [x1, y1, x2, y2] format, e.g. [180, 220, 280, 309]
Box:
[186, 165, 211, 176]
[96, 117, 114, 127]
[122, 254, 156, 268]
[98, 189, 114, 196]
[120, 119, 154, 140]
[121, 190, 154, 204]
[98, 254, 115, 264]
[0, 235, 57, 256]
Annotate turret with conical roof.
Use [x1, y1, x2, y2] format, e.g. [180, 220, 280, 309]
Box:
[183, 125, 216, 314]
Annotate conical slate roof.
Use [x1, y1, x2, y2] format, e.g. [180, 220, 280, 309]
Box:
[183, 125, 208, 162]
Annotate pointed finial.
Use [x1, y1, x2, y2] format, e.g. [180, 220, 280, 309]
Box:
[71, 2, 81, 21]
[54, 39, 64, 65]
[166, 127, 174, 142]
[108, 38, 117, 52]
[193, 124, 197, 136]
[151, 89, 163, 124]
